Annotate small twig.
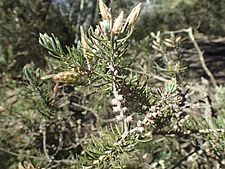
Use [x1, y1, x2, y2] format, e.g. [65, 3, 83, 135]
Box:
[125, 67, 168, 82]
[188, 29, 217, 87]
[201, 79, 215, 129]
[153, 128, 225, 136]
[41, 119, 51, 163]
[51, 130, 64, 158]
[103, 117, 117, 124]
[0, 145, 77, 166]
[53, 159, 76, 165]
[163, 28, 217, 87]
[0, 146, 44, 160]
[170, 148, 199, 169]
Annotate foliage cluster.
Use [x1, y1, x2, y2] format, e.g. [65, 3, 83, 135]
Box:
[0, 0, 225, 169]
[135, 0, 225, 40]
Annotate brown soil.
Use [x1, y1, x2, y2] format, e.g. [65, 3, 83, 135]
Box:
[183, 39, 225, 84]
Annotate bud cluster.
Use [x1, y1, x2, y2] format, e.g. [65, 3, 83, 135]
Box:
[98, 0, 142, 35]
[111, 93, 129, 122]
[53, 71, 81, 83]
[135, 106, 162, 133]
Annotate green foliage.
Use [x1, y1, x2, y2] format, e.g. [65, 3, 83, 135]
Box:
[135, 0, 225, 40]
[0, 0, 97, 74]
[77, 125, 139, 168]
[0, 0, 225, 169]
[39, 33, 64, 59]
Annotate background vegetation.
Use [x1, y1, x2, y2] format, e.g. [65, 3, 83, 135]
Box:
[0, 0, 225, 168]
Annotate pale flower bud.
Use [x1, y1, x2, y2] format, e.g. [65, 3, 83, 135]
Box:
[113, 105, 121, 113]
[136, 126, 144, 133]
[137, 120, 143, 127]
[126, 115, 133, 123]
[99, 0, 111, 21]
[121, 107, 128, 113]
[116, 114, 124, 121]
[126, 3, 142, 27]
[149, 106, 156, 112]
[115, 94, 123, 101]
[111, 98, 121, 106]
[112, 11, 124, 34]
